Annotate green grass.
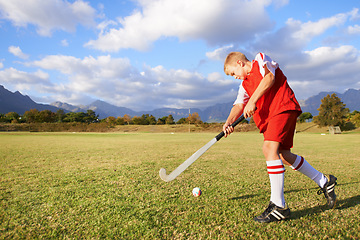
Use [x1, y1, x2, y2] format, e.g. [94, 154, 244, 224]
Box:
[0, 131, 359, 239]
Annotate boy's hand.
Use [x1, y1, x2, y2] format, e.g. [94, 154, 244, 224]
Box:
[244, 102, 256, 118]
[222, 122, 234, 138]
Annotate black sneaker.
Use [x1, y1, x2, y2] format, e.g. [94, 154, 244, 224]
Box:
[317, 174, 337, 209]
[254, 201, 290, 223]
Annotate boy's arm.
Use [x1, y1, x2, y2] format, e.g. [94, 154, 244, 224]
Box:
[222, 103, 245, 137]
[243, 65, 275, 118]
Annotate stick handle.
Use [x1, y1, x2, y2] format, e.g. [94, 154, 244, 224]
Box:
[215, 114, 245, 141]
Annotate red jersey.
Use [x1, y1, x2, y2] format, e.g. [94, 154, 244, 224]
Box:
[241, 53, 302, 132]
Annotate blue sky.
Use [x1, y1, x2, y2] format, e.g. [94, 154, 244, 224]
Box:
[1, 0, 360, 111]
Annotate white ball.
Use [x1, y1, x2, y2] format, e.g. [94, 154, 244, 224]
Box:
[192, 187, 202, 197]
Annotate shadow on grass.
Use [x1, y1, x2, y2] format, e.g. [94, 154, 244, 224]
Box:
[228, 181, 360, 201]
[229, 194, 259, 201]
[228, 181, 359, 201]
[284, 181, 360, 194]
[228, 181, 360, 219]
[291, 195, 360, 220]
[289, 179, 360, 220]
[336, 195, 360, 210]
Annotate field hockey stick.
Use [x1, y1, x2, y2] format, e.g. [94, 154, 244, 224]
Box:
[159, 114, 245, 182]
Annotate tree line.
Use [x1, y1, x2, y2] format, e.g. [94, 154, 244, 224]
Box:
[1, 93, 359, 130]
[0, 109, 203, 125]
[0, 109, 98, 124]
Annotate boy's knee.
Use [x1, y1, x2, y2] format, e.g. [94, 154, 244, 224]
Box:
[262, 141, 280, 160]
[262, 143, 269, 156]
[263, 141, 275, 153]
[279, 150, 297, 165]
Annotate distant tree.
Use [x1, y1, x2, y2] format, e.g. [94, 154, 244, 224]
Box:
[106, 116, 117, 126]
[23, 109, 40, 123]
[157, 116, 167, 125]
[56, 109, 66, 122]
[176, 117, 187, 124]
[5, 112, 20, 123]
[63, 112, 86, 122]
[0, 113, 5, 123]
[348, 110, 360, 128]
[83, 110, 98, 123]
[298, 112, 313, 123]
[137, 114, 157, 125]
[147, 115, 157, 125]
[165, 115, 175, 124]
[38, 110, 56, 123]
[352, 113, 360, 128]
[116, 117, 125, 125]
[123, 114, 132, 125]
[132, 116, 142, 125]
[313, 93, 349, 128]
[140, 114, 152, 125]
[187, 112, 202, 124]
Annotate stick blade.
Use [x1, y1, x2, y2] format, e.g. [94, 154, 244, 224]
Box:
[159, 168, 171, 182]
[159, 138, 217, 182]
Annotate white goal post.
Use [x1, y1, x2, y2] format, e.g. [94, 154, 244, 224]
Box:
[329, 126, 341, 134]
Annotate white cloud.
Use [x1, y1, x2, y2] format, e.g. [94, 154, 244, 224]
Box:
[284, 45, 360, 98]
[298, 45, 358, 69]
[250, 9, 360, 63]
[30, 55, 134, 78]
[206, 45, 235, 61]
[272, 0, 289, 8]
[0, 67, 52, 93]
[290, 12, 347, 41]
[137, 65, 237, 109]
[85, 0, 273, 52]
[8, 46, 29, 59]
[21, 54, 239, 110]
[61, 39, 69, 46]
[0, 0, 96, 36]
[348, 24, 360, 34]
[349, 8, 360, 21]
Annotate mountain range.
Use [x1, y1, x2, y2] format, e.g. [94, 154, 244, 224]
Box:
[1, 85, 359, 122]
[299, 88, 360, 116]
[0, 85, 60, 114]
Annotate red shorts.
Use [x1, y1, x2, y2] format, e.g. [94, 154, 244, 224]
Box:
[262, 111, 300, 150]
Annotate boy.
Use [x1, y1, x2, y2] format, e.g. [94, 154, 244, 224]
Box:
[222, 52, 337, 223]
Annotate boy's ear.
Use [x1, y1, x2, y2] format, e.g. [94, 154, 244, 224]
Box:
[236, 60, 243, 66]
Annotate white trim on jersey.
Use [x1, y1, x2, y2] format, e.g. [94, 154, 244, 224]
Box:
[254, 52, 279, 77]
[233, 83, 249, 106]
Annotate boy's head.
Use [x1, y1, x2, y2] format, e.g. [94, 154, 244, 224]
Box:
[224, 52, 250, 80]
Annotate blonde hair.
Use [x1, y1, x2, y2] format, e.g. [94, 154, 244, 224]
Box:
[224, 52, 249, 75]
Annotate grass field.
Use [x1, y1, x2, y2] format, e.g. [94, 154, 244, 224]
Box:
[1, 130, 359, 239]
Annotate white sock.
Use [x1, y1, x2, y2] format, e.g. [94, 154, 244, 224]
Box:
[267, 159, 285, 208]
[291, 155, 327, 188]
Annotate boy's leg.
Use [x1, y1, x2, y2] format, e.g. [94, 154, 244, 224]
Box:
[262, 110, 327, 188]
[254, 140, 290, 223]
[280, 150, 337, 208]
[268, 111, 328, 189]
[279, 150, 327, 188]
[260, 111, 298, 209]
[263, 141, 285, 208]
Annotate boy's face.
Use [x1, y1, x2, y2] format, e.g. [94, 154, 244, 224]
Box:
[226, 60, 248, 80]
